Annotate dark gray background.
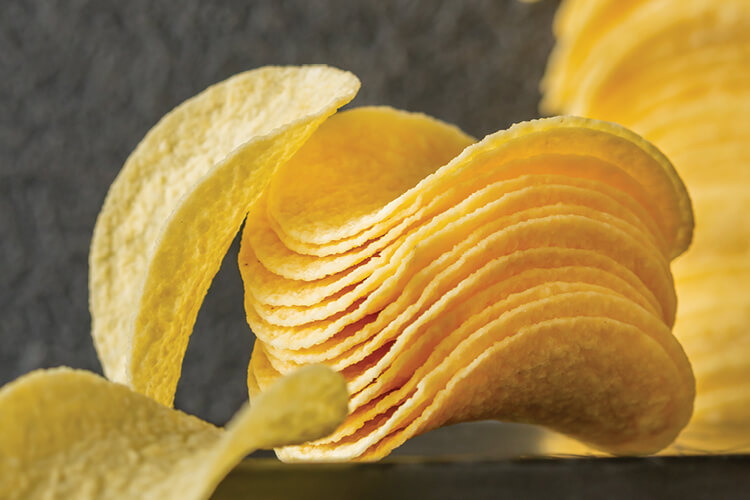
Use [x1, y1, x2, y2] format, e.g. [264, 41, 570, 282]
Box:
[0, 0, 557, 426]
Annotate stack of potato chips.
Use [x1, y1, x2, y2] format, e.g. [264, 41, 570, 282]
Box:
[240, 106, 695, 461]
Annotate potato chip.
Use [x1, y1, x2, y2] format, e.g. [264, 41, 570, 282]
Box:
[256, 208, 674, 376]
[546, 0, 750, 118]
[268, 106, 474, 246]
[247, 184, 668, 328]
[89, 66, 359, 405]
[263, 251, 663, 367]
[0, 365, 347, 499]
[241, 113, 693, 460]
[71, 64, 695, 465]
[540, 0, 750, 453]
[246, 209, 676, 355]
[282, 313, 693, 461]
[280, 282, 660, 447]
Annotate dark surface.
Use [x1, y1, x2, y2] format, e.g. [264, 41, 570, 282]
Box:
[1, 0, 557, 424]
[213, 455, 750, 500]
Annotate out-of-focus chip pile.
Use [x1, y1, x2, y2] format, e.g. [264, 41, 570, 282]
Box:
[540, 0, 750, 454]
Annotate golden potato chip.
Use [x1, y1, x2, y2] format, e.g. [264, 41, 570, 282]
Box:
[285, 280, 658, 447]
[541, 0, 750, 453]
[89, 65, 359, 405]
[242, 115, 693, 460]
[246, 209, 676, 356]
[66, 62, 695, 466]
[0, 365, 347, 499]
[257, 208, 672, 376]
[247, 183, 667, 328]
[551, 1, 750, 118]
[541, 0, 647, 114]
[268, 106, 474, 246]
[281, 310, 692, 461]
[263, 251, 663, 368]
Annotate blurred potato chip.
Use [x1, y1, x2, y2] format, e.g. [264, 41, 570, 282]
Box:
[540, 0, 750, 453]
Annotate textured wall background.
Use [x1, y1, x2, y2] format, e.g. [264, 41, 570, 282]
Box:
[0, 0, 557, 426]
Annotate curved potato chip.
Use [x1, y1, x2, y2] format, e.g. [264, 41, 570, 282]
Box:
[281, 314, 692, 461]
[247, 211, 676, 354]
[70, 62, 694, 465]
[0, 365, 347, 499]
[89, 65, 359, 405]
[268, 106, 474, 245]
[549, 1, 750, 118]
[263, 253, 663, 368]
[243, 115, 693, 460]
[248, 184, 666, 327]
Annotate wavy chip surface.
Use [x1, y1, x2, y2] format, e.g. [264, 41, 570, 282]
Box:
[0, 365, 347, 499]
[241, 110, 695, 461]
[540, 0, 750, 453]
[90, 65, 360, 405]
[1, 64, 698, 496]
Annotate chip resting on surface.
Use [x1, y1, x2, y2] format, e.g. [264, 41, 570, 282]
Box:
[0, 365, 347, 499]
[539, 0, 750, 454]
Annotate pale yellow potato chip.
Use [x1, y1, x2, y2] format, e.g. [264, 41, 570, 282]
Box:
[89, 65, 359, 405]
[0, 365, 347, 499]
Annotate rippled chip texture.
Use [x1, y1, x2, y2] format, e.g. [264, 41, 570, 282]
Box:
[242, 112, 695, 461]
[0, 365, 348, 500]
[540, 0, 750, 453]
[61, 62, 693, 471]
[90, 65, 360, 406]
